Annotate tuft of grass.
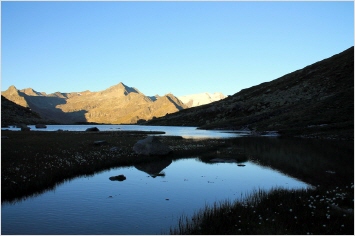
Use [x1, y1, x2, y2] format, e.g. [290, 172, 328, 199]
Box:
[169, 186, 354, 235]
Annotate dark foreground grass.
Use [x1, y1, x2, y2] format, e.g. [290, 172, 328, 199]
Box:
[1, 130, 228, 202]
[170, 186, 354, 235]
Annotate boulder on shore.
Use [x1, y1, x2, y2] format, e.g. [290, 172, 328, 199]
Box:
[17, 124, 31, 131]
[133, 136, 172, 156]
[35, 124, 47, 129]
[86, 127, 100, 132]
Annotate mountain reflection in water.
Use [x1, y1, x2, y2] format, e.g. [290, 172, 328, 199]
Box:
[205, 137, 353, 188]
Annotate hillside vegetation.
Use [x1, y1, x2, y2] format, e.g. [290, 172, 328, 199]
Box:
[146, 47, 354, 140]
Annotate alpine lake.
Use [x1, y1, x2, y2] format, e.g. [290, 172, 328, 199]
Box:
[1, 125, 353, 234]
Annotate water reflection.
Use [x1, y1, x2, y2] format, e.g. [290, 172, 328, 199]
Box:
[198, 145, 249, 164]
[215, 137, 354, 187]
[1, 156, 309, 235]
[134, 158, 172, 178]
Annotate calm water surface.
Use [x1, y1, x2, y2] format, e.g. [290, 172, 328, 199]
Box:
[2, 126, 351, 235]
[2, 157, 309, 235]
[2, 124, 250, 138]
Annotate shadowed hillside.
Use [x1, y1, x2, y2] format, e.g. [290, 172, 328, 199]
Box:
[146, 47, 354, 140]
[1, 96, 55, 126]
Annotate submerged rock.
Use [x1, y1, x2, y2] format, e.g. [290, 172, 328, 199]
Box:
[109, 174, 126, 181]
[133, 136, 172, 156]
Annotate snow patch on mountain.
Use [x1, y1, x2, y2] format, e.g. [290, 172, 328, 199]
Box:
[178, 92, 226, 108]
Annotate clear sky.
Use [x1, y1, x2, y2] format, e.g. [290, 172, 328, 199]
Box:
[1, 1, 354, 97]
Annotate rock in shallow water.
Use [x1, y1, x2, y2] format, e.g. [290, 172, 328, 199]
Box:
[109, 175, 126, 181]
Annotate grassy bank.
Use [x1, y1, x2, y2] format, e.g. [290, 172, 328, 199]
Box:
[170, 186, 354, 235]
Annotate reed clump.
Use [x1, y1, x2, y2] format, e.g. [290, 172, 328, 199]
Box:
[170, 185, 354, 235]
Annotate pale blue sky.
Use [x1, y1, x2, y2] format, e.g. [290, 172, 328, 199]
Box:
[1, 1, 354, 97]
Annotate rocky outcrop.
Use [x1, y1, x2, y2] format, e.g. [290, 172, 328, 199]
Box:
[20, 88, 46, 96]
[133, 136, 172, 156]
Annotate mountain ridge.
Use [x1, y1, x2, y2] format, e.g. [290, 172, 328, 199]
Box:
[98, 82, 142, 97]
[1, 82, 192, 124]
[3, 46, 353, 140]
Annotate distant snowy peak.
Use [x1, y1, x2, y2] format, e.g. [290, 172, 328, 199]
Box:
[178, 92, 226, 108]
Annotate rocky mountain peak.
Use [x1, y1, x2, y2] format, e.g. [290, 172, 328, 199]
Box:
[100, 82, 140, 96]
[20, 88, 44, 96]
[2, 85, 29, 108]
[4, 85, 19, 96]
